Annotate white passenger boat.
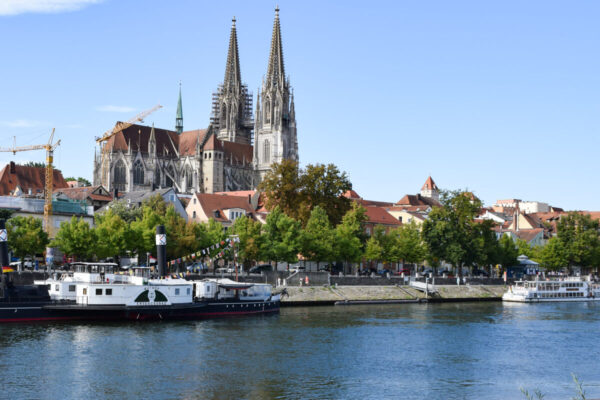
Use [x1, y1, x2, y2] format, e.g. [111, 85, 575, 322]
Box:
[502, 277, 600, 303]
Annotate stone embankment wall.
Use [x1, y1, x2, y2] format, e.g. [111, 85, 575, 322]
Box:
[280, 285, 507, 305]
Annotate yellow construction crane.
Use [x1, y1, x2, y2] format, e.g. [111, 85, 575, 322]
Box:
[0, 129, 61, 235]
[96, 104, 163, 188]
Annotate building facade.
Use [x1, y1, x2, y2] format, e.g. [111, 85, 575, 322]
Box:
[93, 9, 297, 195]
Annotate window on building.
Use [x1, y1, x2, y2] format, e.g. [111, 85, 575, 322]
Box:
[193, 211, 196, 219]
[133, 160, 144, 185]
[220, 103, 227, 128]
[113, 159, 126, 191]
[263, 140, 270, 164]
[265, 99, 271, 124]
[155, 168, 161, 187]
[186, 167, 193, 189]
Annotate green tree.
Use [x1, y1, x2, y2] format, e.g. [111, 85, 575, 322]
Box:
[540, 236, 569, 271]
[299, 163, 352, 225]
[100, 199, 142, 223]
[259, 160, 352, 226]
[231, 216, 264, 269]
[143, 193, 169, 216]
[52, 216, 96, 260]
[261, 206, 300, 267]
[94, 210, 136, 260]
[364, 225, 393, 268]
[421, 190, 483, 278]
[7, 216, 49, 267]
[390, 221, 426, 272]
[476, 219, 501, 273]
[257, 159, 303, 220]
[334, 202, 367, 273]
[130, 204, 164, 257]
[498, 234, 518, 268]
[299, 206, 335, 269]
[64, 177, 92, 186]
[556, 212, 600, 270]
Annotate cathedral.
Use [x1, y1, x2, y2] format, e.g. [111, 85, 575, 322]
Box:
[93, 8, 298, 194]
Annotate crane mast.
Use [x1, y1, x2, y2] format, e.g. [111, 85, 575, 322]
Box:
[0, 129, 61, 235]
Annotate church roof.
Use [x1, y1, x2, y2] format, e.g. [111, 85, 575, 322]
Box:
[203, 133, 224, 151]
[107, 123, 179, 156]
[0, 163, 68, 196]
[223, 140, 253, 165]
[421, 176, 438, 191]
[179, 129, 208, 156]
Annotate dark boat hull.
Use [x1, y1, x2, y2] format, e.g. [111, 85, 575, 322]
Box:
[0, 299, 280, 323]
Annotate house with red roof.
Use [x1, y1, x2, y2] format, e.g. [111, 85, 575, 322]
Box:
[186, 192, 258, 228]
[0, 162, 69, 197]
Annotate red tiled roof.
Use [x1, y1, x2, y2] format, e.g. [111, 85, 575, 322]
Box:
[105, 123, 179, 156]
[194, 193, 255, 223]
[396, 194, 441, 207]
[214, 190, 256, 197]
[0, 164, 68, 196]
[179, 129, 208, 156]
[364, 207, 402, 226]
[343, 190, 361, 199]
[54, 185, 108, 201]
[203, 134, 223, 151]
[514, 228, 544, 243]
[222, 140, 253, 165]
[421, 176, 438, 191]
[353, 198, 395, 207]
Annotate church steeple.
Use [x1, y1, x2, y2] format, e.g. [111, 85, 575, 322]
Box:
[266, 6, 285, 90]
[254, 7, 298, 183]
[211, 17, 253, 145]
[176, 83, 183, 135]
[224, 17, 241, 93]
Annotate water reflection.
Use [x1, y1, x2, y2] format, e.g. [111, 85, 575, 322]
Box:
[0, 303, 598, 399]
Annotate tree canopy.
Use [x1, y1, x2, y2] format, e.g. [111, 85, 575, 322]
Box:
[258, 160, 352, 226]
[7, 216, 49, 262]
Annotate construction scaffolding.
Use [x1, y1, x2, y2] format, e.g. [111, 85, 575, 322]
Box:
[210, 84, 254, 141]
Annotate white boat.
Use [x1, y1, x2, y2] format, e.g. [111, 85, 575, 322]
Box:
[502, 277, 600, 303]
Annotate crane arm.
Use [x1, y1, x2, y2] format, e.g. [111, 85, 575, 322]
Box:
[96, 104, 162, 144]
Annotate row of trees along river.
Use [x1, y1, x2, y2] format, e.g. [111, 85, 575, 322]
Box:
[3, 160, 600, 275]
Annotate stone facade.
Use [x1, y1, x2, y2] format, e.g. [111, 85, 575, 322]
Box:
[93, 9, 297, 195]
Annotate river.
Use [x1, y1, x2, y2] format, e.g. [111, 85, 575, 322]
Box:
[0, 302, 598, 399]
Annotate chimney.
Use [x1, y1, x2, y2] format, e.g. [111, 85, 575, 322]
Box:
[9, 161, 15, 174]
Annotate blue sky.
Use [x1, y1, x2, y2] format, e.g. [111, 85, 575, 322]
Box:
[0, 0, 598, 210]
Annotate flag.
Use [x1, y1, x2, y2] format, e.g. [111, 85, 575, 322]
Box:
[2, 266, 14, 272]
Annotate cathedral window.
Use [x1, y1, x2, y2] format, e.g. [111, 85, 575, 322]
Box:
[220, 103, 227, 129]
[155, 168, 161, 187]
[263, 140, 270, 164]
[265, 100, 271, 124]
[113, 159, 126, 191]
[133, 160, 144, 185]
[185, 167, 193, 189]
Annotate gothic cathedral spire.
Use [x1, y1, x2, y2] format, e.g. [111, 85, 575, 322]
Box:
[211, 17, 253, 145]
[254, 7, 298, 183]
[176, 82, 183, 135]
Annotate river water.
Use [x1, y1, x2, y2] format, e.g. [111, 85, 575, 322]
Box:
[0, 302, 599, 400]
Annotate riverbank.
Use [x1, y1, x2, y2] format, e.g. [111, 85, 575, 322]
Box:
[280, 285, 507, 306]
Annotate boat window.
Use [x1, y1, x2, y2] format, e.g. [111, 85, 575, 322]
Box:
[69, 285, 76, 292]
[96, 288, 102, 295]
[186, 288, 190, 295]
[207, 286, 211, 292]
[55, 284, 59, 291]
[106, 289, 112, 295]
[83, 288, 87, 295]
[175, 288, 180, 295]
